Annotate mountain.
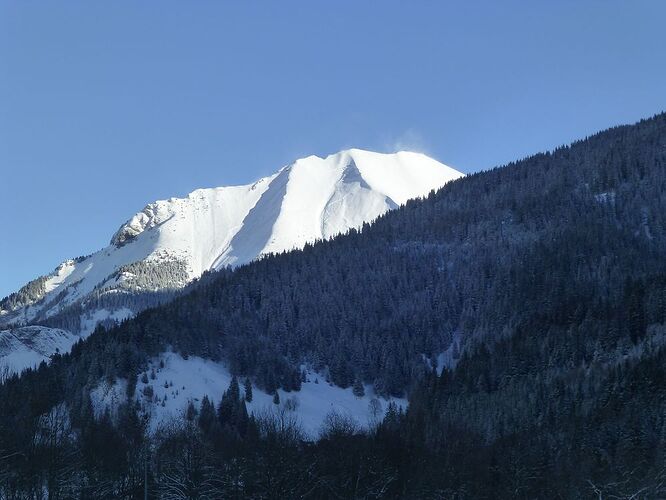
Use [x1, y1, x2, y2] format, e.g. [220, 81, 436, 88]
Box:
[3, 113, 665, 497]
[0, 149, 462, 371]
[3, 112, 665, 497]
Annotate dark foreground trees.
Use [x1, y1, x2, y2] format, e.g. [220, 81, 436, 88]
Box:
[3, 351, 666, 499]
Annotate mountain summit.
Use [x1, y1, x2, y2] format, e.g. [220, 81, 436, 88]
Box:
[110, 149, 461, 273]
[0, 149, 462, 369]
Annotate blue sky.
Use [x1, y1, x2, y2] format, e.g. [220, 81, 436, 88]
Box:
[1, 1, 665, 297]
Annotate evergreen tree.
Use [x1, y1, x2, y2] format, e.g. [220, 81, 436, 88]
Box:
[244, 377, 253, 403]
[185, 401, 197, 421]
[198, 395, 216, 434]
[228, 375, 240, 403]
[352, 377, 365, 398]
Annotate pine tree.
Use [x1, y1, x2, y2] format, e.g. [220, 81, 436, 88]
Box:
[273, 391, 280, 405]
[353, 377, 365, 398]
[198, 395, 216, 434]
[244, 377, 253, 403]
[228, 375, 240, 403]
[185, 401, 197, 421]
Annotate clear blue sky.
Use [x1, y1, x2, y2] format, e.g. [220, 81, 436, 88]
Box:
[1, 1, 665, 298]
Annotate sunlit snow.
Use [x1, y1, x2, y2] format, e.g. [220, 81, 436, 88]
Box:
[92, 351, 407, 439]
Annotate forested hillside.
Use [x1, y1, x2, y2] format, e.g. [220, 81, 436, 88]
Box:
[1, 112, 666, 497]
[45, 111, 666, 396]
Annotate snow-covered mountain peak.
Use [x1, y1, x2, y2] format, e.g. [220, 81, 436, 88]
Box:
[1, 149, 463, 348]
[110, 148, 456, 257]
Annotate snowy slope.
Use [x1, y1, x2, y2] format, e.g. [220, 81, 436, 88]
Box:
[0, 326, 78, 374]
[91, 351, 407, 438]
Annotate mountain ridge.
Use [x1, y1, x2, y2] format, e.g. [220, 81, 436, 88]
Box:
[0, 148, 462, 371]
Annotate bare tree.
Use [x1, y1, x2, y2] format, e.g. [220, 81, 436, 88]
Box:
[33, 403, 81, 497]
[319, 409, 359, 440]
[156, 421, 214, 500]
[254, 406, 304, 445]
[367, 397, 383, 429]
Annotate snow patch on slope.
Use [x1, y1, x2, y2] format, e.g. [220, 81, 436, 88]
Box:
[92, 352, 407, 438]
[79, 307, 134, 338]
[44, 260, 77, 293]
[0, 326, 78, 374]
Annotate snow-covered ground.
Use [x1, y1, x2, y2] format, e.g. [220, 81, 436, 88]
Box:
[79, 307, 133, 337]
[0, 326, 78, 374]
[92, 351, 407, 439]
[435, 332, 464, 374]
